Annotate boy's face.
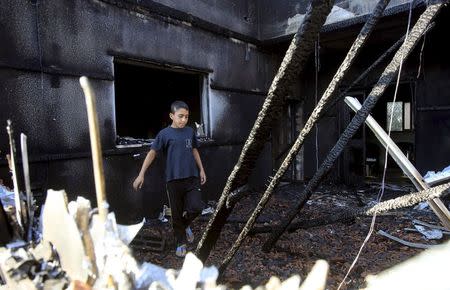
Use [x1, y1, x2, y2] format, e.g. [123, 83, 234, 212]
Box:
[170, 108, 189, 128]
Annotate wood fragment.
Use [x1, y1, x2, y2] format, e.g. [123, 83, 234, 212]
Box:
[20, 134, 33, 226]
[42, 189, 88, 282]
[75, 198, 98, 284]
[79, 77, 108, 223]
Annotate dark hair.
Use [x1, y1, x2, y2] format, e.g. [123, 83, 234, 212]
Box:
[170, 100, 189, 113]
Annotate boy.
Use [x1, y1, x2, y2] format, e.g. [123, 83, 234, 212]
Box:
[133, 101, 206, 257]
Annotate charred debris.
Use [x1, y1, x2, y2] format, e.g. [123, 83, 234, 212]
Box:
[1, 0, 450, 289]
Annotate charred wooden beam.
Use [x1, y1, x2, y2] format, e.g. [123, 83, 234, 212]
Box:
[218, 0, 391, 272]
[225, 184, 250, 209]
[263, 1, 446, 252]
[269, 34, 406, 165]
[250, 210, 355, 235]
[195, 0, 334, 262]
[251, 181, 450, 235]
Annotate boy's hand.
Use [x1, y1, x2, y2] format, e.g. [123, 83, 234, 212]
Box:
[133, 175, 144, 190]
[200, 170, 207, 185]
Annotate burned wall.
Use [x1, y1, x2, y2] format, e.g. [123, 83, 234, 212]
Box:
[0, 0, 279, 222]
[135, 0, 258, 38]
[413, 14, 450, 175]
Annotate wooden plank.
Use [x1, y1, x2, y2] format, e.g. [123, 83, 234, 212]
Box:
[79, 77, 108, 223]
[345, 96, 450, 230]
[6, 120, 23, 234]
[20, 134, 33, 235]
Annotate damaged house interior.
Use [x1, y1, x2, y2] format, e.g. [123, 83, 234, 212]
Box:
[1, 0, 450, 289]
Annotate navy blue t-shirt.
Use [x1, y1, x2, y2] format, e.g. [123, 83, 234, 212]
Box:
[151, 126, 199, 182]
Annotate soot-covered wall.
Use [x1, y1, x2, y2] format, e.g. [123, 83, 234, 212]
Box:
[0, 0, 279, 222]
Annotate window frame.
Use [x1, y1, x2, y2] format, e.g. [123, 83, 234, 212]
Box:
[113, 57, 210, 148]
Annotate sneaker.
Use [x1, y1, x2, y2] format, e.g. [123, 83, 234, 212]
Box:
[176, 244, 187, 258]
[186, 226, 194, 243]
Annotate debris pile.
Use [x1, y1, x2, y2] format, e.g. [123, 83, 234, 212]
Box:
[0, 188, 328, 290]
[0, 241, 69, 289]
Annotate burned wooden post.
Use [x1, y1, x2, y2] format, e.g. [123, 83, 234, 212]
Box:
[195, 0, 334, 262]
[263, 1, 446, 251]
[218, 0, 391, 272]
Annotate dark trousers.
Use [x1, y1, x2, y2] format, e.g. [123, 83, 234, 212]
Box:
[166, 177, 204, 245]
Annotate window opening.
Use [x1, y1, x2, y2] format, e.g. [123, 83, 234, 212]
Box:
[114, 60, 204, 147]
[386, 101, 403, 131]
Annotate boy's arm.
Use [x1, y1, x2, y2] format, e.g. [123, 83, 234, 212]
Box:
[133, 149, 157, 190]
[193, 148, 206, 185]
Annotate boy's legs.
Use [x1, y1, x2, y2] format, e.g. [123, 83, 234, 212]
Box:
[183, 177, 205, 225]
[166, 180, 187, 246]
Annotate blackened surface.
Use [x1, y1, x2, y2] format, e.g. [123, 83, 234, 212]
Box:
[0, 69, 115, 154]
[415, 111, 450, 174]
[396, 5, 450, 175]
[0, 0, 278, 220]
[0, 0, 277, 90]
[131, 0, 258, 38]
[414, 9, 450, 174]
[209, 90, 266, 144]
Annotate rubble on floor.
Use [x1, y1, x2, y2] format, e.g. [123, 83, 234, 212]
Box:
[135, 182, 450, 289]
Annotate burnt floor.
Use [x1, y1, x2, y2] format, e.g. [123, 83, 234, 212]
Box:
[132, 182, 450, 289]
